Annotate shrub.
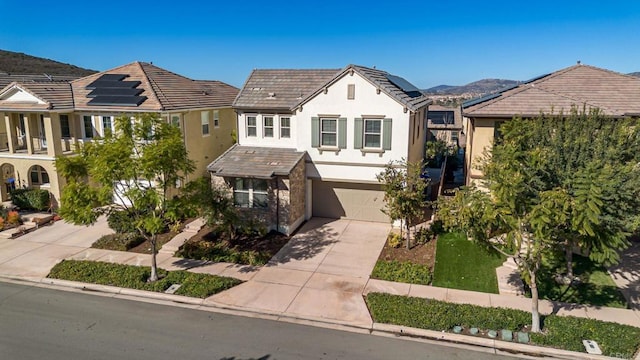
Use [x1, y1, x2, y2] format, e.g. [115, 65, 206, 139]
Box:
[107, 211, 138, 233]
[0, 217, 4, 228]
[366, 292, 640, 358]
[11, 188, 50, 211]
[371, 260, 432, 285]
[47, 260, 242, 298]
[177, 240, 271, 266]
[415, 227, 434, 245]
[6, 210, 20, 225]
[92, 233, 145, 251]
[387, 232, 402, 248]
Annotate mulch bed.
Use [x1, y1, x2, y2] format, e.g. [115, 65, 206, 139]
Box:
[187, 225, 290, 256]
[376, 232, 438, 269]
[128, 231, 178, 254]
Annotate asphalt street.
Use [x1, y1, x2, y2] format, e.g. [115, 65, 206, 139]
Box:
[0, 281, 519, 360]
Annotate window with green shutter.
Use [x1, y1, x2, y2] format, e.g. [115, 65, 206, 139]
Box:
[311, 117, 319, 147]
[383, 118, 392, 150]
[354, 118, 363, 149]
[338, 117, 347, 149]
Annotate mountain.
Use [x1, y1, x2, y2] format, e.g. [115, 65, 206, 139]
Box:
[424, 78, 519, 96]
[0, 49, 96, 76]
[628, 72, 640, 78]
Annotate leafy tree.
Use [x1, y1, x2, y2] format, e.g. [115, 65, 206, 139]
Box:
[182, 177, 240, 239]
[377, 160, 429, 249]
[437, 108, 640, 332]
[55, 113, 195, 282]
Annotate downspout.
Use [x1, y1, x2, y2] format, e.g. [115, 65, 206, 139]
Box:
[275, 178, 280, 233]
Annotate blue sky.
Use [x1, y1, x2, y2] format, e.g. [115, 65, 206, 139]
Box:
[1, 1, 639, 88]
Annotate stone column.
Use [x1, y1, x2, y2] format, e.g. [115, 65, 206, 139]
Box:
[24, 114, 34, 154]
[4, 113, 15, 153]
[44, 113, 62, 157]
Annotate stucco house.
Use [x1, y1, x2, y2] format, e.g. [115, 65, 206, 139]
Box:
[0, 62, 238, 206]
[207, 65, 431, 235]
[462, 63, 640, 186]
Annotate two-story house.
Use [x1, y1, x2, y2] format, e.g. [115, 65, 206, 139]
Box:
[462, 63, 640, 186]
[0, 61, 238, 206]
[207, 65, 431, 234]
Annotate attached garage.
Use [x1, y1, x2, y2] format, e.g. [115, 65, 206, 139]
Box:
[311, 180, 389, 222]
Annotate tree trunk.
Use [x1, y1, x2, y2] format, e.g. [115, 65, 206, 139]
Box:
[565, 240, 574, 278]
[405, 219, 411, 249]
[148, 235, 159, 282]
[529, 269, 541, 332]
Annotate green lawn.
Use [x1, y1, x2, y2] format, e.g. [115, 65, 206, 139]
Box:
[536, 254, 628, 308]
[432, 232, 505, 293]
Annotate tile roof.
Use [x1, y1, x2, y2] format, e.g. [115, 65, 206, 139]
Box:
[207, 144, 306, 179]
[427, 104, 463, 130]
[463, 64, 640, 118]
[0, 81, 74, 111]
[0, 73, 79, 89]
[72, 62, 238, 112]
[233, 69, 340, 110]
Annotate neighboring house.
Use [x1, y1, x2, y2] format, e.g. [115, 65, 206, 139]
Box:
[208, 65, 431, 234]
[462, 63, 640, 186]
[0, 61, 238, 206]
[426, 104, 465, 148]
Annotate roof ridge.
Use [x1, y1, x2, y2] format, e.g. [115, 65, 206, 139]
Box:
[138, 62, 171, 110]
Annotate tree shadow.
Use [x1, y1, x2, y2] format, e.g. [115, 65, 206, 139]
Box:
[265, 217, 340, 266]
[608, 238, 640, 310]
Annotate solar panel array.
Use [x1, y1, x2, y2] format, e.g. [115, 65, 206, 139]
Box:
[86, 74, 147, 107]
[386, 74, 422, 97]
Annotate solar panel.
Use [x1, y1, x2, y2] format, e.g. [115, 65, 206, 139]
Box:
[94, 74, 128, 82]
[87, 88, 144, 97]
[86, 80, 141, 90]
[88, 96, 147, 106]
[462, 93, 502, 108]
[386, 74, 420, 93]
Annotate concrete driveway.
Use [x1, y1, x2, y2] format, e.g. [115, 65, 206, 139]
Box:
[0, 217, 113, 280]
[208, 218, 390, 327]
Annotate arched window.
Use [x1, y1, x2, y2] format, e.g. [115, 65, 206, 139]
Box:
[29, 165, 49, 185]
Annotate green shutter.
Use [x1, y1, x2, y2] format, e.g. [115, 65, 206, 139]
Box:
[383, 118, 392, 150]
[311, 117, 319, 148]
[338, 117, 347, 149]
[354, 118, 363, 149]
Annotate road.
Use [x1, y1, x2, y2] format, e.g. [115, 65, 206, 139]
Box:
[0, 281, 516, 360]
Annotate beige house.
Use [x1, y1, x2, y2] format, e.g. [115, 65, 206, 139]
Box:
[0, 62, 238, 207]
[462, 63, 640, 185]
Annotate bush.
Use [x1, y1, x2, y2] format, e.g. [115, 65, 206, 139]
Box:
[107, 211, 138, 233]
[6, 210, 20, 225]
[47, 260, 242, 298]
[387, 232, 402, 248]
[11, 188, 50, 211]
[92, 233, 145, 251]
[371, 260, 432, 285]
[177, 240, 271, 266]
[415, 227, 434, 245]
[366, 292, 640, 358]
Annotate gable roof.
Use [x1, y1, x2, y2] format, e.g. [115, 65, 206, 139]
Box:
[72, 62, 238, 112]
[294, 64, 431, 112]
[233, 69, 340, 110]
[0, 81, 74, 111]
[463, 64, 640, 118]
[207, 144, 306, 179]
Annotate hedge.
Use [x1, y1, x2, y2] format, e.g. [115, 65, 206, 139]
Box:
[48, 260, 242, 298]
[365, 292, 640, 358]
[11, 188, 50, 211]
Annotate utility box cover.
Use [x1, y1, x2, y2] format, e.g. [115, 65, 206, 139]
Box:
[165, 284, 182, 294]
[582, 340, 602, 355]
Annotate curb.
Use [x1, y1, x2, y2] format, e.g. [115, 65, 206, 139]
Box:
[2, 275, 634, 360]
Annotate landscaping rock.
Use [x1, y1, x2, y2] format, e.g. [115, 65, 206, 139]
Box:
[469, 327, 479, 335]
[516, 331, 529, 343]
[501, 329, 513, 341]
[453, 326, 463, 334]
[487, 330, 497, 338]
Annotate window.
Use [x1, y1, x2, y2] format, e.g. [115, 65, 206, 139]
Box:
[320, 118, 337, 147]
[18, 114, 26, 137]
[280, 117, 291, 138]
[364, 119, 382, 148]
[60, 115, 71, 138]
[263, 116, 274, 137]
[428, 111, 454, 125]
[213, 110, 220, 128]
[171, 115, 180, 128]
[247, 116, 257, 137]
[201, 111, 210, 135]
[347, 84, 355, 100]
[29, 165, 49, 185]
[102, 116, 113, 136]
[83, 115, 94, 138]
[233, 178, 268, 208]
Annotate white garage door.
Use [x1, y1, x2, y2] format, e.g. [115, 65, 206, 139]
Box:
[312, 180, 389, 222]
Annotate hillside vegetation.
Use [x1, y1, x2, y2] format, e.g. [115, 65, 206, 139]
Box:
[0, 49, 96, 76]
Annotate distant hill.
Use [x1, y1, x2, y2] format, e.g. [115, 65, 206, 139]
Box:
[424, 78, 519, 96]
[0, 49, 96, 76]
[629, 72, 640, 78]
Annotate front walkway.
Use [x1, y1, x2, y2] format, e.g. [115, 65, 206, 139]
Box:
[609, 238, 640, 310]
[206, 218, 390, 327]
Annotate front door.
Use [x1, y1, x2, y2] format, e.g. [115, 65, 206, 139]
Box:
[39, 115, 47, 149]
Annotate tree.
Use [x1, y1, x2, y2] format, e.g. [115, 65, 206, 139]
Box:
[182, 176, 239, 239]
[437, 108, 640, 332]
[377, 160, 429, 249]
[55, 113, 195, 282]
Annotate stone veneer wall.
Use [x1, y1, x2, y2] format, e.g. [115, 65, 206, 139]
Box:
[283, 157, 306, 233]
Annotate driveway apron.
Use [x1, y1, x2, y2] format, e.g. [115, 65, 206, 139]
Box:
[208, 218, 389, 327]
